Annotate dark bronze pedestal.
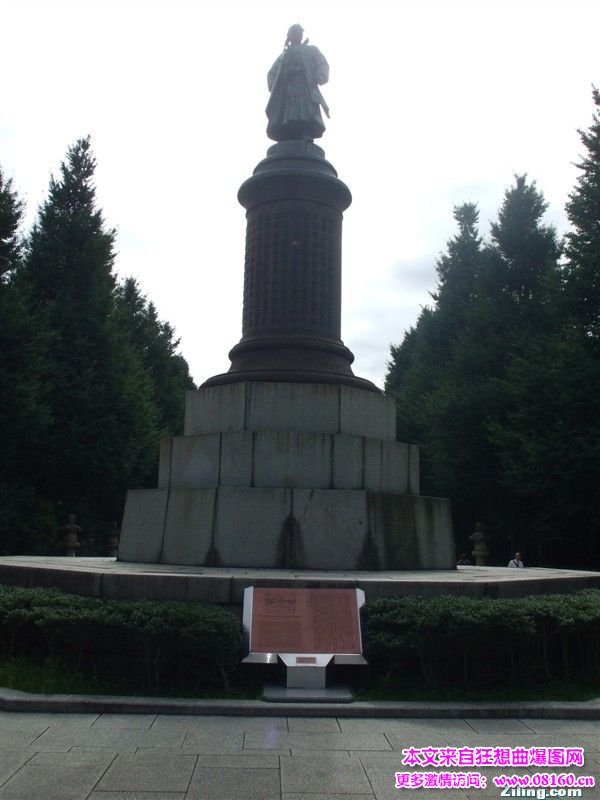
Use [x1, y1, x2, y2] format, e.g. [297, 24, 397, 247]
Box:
[202, 141, 379, 393]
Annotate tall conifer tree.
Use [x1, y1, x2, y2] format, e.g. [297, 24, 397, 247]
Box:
[386, 178, 561, 558]
[565, 86, 600, 343]
[0, 169, 55, 553]
[21, 138, 160, 528]
[115, 277, 195, 436]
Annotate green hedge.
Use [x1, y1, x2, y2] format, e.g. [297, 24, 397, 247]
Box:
[4, 585, 599, 696]
[0, 585, 242, 691]
[365, 590, 600, 689]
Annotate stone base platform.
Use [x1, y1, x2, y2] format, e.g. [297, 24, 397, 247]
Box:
[119, 380, 457, 571]
[1, 557, 599, 609]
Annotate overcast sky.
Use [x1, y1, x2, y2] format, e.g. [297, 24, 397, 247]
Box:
[1, 0, 599, 388]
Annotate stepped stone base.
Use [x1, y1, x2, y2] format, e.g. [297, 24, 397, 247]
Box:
[118, 381, 457, 571]
[119, 487, 453, 570]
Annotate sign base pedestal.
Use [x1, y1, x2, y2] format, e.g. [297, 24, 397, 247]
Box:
[262, 684, 353, 703]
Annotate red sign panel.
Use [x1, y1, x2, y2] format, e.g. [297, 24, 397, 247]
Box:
[250, 587, 361, 654]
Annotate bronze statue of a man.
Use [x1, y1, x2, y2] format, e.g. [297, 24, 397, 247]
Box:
[266, 24, 330, 142]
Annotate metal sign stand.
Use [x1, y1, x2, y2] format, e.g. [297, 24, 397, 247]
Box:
[242, 587, 366, 703]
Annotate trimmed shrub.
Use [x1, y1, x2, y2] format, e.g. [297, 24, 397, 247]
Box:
[365, 590, 600, 689]
[0, 585, 242, 691]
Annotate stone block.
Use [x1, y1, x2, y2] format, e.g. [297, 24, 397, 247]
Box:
[102, 571, 232, 603]
[291, 489, 369, 570]
[0, 563, 103, 596]
[212, 486, 291, 568]
[119, 489, 168, 563]
[160, 488, 216, 565]
[332, 434, 363, 489]
[219, 430, 254, 485]
[364, 439, 409, 494]
[169, 435, 219, 488]
[184, 383, 246, 435]
[158, 438, 171, 489]
[183, 381, 398, 441]
[368, 493, 455, 569]
[253, 431, 331, 488]
[340, 385, 396, 441]
[245, 381, 340, 433]
[408, 443, 420, 494]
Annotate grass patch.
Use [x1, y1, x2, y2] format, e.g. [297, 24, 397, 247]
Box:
[0, 656, 261, 699]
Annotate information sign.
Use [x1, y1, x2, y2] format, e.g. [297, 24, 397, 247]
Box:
[242, 587, 366, 665]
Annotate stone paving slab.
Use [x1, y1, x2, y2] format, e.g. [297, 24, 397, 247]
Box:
[0, 733, 70, 752]
[193, 753, 281, 768]
[0, 712, 98, 729]
[0, 761, 108, 800]
[0, 753, 33, 786]
[89, 794, 185, 800]
[96, 752, 197, 793]
[338, 718, 475, 734]
[519, 718, 600, 734]
[31, 726, 187, 751]
[1, 710, 599, 799]
[28, 750, 115, 767]
[281, 753, 371, 794]
[283, 795, 375, 800]
[150, 713, 289, 733]
[244, 730, 393, 751]
[440, 732, 595, 747]
[89, 713, 156, 729]
[180, 731, 244, 753]
[287, 717, 341, 732]
[462, 718, 538, 734]
[582, 734, 600, 751]
[186, 765, 281, 799]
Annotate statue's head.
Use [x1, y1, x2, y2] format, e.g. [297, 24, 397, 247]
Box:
[286, 24, 304, 46]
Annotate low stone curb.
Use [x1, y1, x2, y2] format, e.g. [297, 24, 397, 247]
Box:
[2, 686, 599, 719]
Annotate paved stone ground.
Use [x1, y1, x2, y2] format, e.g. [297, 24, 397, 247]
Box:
[1, 711, 599, 799]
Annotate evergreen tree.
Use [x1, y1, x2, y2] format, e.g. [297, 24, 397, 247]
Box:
[0, 168, 55, 553]
[488, 332, 600, 566]
[20, 138, 160, 530]
[432, 202, 482, 326]
[385, 203, 483, 443]
[0, 170, 24, 279]
[115, 277, 195, 435]
[0, 169, 48, 480]
[386, 178, 561, 559]
[565, 86, 600, 343]
[481, 176, 560, 340]
[487, 90, 600, 566]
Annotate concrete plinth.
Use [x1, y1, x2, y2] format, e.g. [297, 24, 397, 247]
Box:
[119, 380, 456, 571]
[2, 558, 600, 606]
[184, 382, 396, 441]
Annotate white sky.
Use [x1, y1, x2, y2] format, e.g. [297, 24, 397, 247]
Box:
[1, 0, 598, 388]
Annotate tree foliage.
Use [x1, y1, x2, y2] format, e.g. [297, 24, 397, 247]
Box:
[565, 86, 600, 343]
[18, 138, 161, 527]
[0, 170, 55, 554]
[387, 101, 600, 567]
[1, 139, 195, 553]
[386, 173, 581, 564]
[115, 278, 195, 435]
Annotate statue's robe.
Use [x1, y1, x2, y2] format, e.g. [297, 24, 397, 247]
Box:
[266, 43, 329, 141]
